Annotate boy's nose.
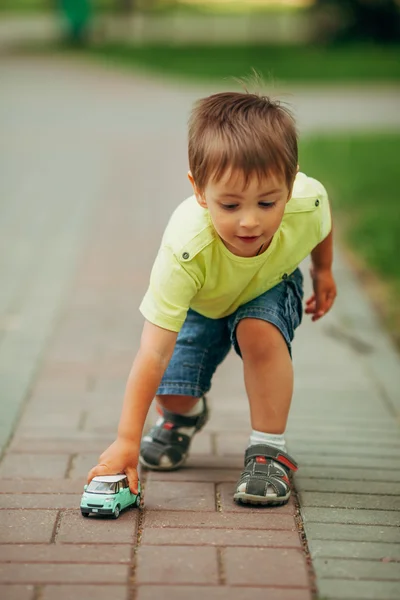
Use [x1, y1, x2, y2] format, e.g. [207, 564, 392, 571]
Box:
[240, 214, 259, 230]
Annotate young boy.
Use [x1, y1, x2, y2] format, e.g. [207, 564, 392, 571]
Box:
[88, 91, 336, 506]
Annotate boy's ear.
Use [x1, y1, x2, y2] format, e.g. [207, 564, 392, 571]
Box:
[188, 171, 207, 208]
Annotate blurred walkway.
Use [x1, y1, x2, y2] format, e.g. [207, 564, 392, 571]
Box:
[0, 56, 399, 600]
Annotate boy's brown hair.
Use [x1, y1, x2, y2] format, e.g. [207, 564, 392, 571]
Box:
[188, 92, 298, 193]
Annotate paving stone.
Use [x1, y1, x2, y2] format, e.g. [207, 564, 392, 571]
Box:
[215, 433, 248, 455]
[69, 453, 102, 479]
[186, 433, 213, 455]
[146, 468, 238, 483]
[185, 455, 243, 470]
[0, 454, 70, 479]
[144, 481, 216, 512]
[317, 579, 400, 599]
[141, 527, 301, 547]
[144, 510, 297, 530]
[0, 563, 129, 584]
[0, 479, 84, 494]
[218, 483, 295, 514]
[297, 466, 400, 482]
[42, 585, 129, 600]
[292, 443, 400, 458]
[0, 494, 81, 509]
[0, 544, 131, 563]
[304, 523, 400, 543]
[296, 454, 400, 470]
[288, 429, 400, 443]
[17, 405, 82, 432]
[296, 478, 400, 495]
[308, 540, 400, 560]
[136, 546, 218, 584]
[0, 510, 57, 543]
[302, 507, 400, 526]
[56, 509, 137, 544]
[136, 586, 312, 600]
[224, 547, 309, 586]
[314, 557, 400, 580]
[299, 492, 400, 511]
[10, 436, 113, 454]
[0, 585, 35, 600]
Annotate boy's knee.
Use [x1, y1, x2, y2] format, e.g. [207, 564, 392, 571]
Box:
[156, 394, 200, 414]
[236, 318, 285, 360]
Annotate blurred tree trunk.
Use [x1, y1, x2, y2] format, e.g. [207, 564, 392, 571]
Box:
[315, 0, 400, 43]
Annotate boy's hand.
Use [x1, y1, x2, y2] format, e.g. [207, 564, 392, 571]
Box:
[87, 437, 140, 494]
[305, 267, 337, 321]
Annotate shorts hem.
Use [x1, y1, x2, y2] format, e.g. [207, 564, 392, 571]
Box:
[157, 382, 208, 398]
[230, 307, 292, 357]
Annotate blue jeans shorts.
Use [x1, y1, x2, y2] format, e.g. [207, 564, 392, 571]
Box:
[157, 268, 304, 398]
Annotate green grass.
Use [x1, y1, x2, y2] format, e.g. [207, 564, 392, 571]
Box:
[0, 1, 303, 15]
[300, 132, 400, 339]
[87, 43, 400, 83]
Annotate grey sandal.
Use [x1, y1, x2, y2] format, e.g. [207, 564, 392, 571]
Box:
[139, 397, 209, 471]
[234, 443, 298, 506]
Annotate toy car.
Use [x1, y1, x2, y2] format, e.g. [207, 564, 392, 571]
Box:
[80, 474, 141, 518]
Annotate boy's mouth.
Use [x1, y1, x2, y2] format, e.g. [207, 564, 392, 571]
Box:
[237, 236, 260, 244]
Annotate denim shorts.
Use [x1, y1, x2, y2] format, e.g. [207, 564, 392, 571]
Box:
[157, 268, 304, 398]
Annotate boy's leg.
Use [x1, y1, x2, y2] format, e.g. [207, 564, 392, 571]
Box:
[228, 269, 303, 505]
[237, 319, 293, 435]
[139, 309, 231, 471]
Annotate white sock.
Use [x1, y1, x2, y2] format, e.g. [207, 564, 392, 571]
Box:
[248, 430, 287, 453]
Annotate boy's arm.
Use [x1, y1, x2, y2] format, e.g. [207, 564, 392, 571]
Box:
[87, 320, 178, 493]
[305, 228, 337, 321]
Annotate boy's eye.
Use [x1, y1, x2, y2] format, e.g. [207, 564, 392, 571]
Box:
[221, 204, 238, 210]
[259, 202, 275, 208]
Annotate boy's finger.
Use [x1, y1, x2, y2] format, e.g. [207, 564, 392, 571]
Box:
[87, 464, 110, 484]
[305, 294, 315, 305]
[126, 468, 139, 494]
[313, 293, 326, 319]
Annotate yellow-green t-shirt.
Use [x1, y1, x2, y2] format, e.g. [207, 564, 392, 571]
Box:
[140, 172, 331, 332]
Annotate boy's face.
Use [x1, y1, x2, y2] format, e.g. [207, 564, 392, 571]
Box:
[190, 169, 292, 258]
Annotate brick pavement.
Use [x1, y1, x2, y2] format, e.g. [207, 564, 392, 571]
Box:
[1, 56, 400, 600]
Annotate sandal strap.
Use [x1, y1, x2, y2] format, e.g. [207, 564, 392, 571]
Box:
[244, 443, 298, 472]
[151, 427, 191, 449]
[161, 397, 208, 430]
[237, 466, 289, 497]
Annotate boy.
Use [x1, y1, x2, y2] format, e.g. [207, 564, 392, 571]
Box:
[88, 91, 336, 505]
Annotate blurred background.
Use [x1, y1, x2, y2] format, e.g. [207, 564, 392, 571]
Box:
[1, 0, 399, 345]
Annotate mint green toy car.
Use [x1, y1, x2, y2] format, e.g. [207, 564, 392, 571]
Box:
[80, 474, 141, 518]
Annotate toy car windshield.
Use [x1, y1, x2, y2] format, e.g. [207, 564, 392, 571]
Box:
[86, 481, 116, 494]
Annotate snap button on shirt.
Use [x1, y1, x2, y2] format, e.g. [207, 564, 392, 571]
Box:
[315, 199, 320, 206]
[182, 252, 190, 260]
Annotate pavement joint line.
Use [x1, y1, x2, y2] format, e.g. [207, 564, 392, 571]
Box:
[216, 547, 226, 585]
[293, 487, 318, 598]
[32, 584, 43, 600]
[64, 454, 76, 479]
[215, 483, 222, 512]
[129, 471, 148, 597]
[78, 410, 88, 431]
[50, 510, 62, 544]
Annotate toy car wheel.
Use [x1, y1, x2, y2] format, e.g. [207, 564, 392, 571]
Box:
[135, 494, 141, 507]
[113, 505, 121, 519]
[81, 510, 89, 518]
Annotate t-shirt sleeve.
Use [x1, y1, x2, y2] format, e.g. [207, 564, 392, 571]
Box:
[309, 177, 332, 241]
[139, 246, 200, 332]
